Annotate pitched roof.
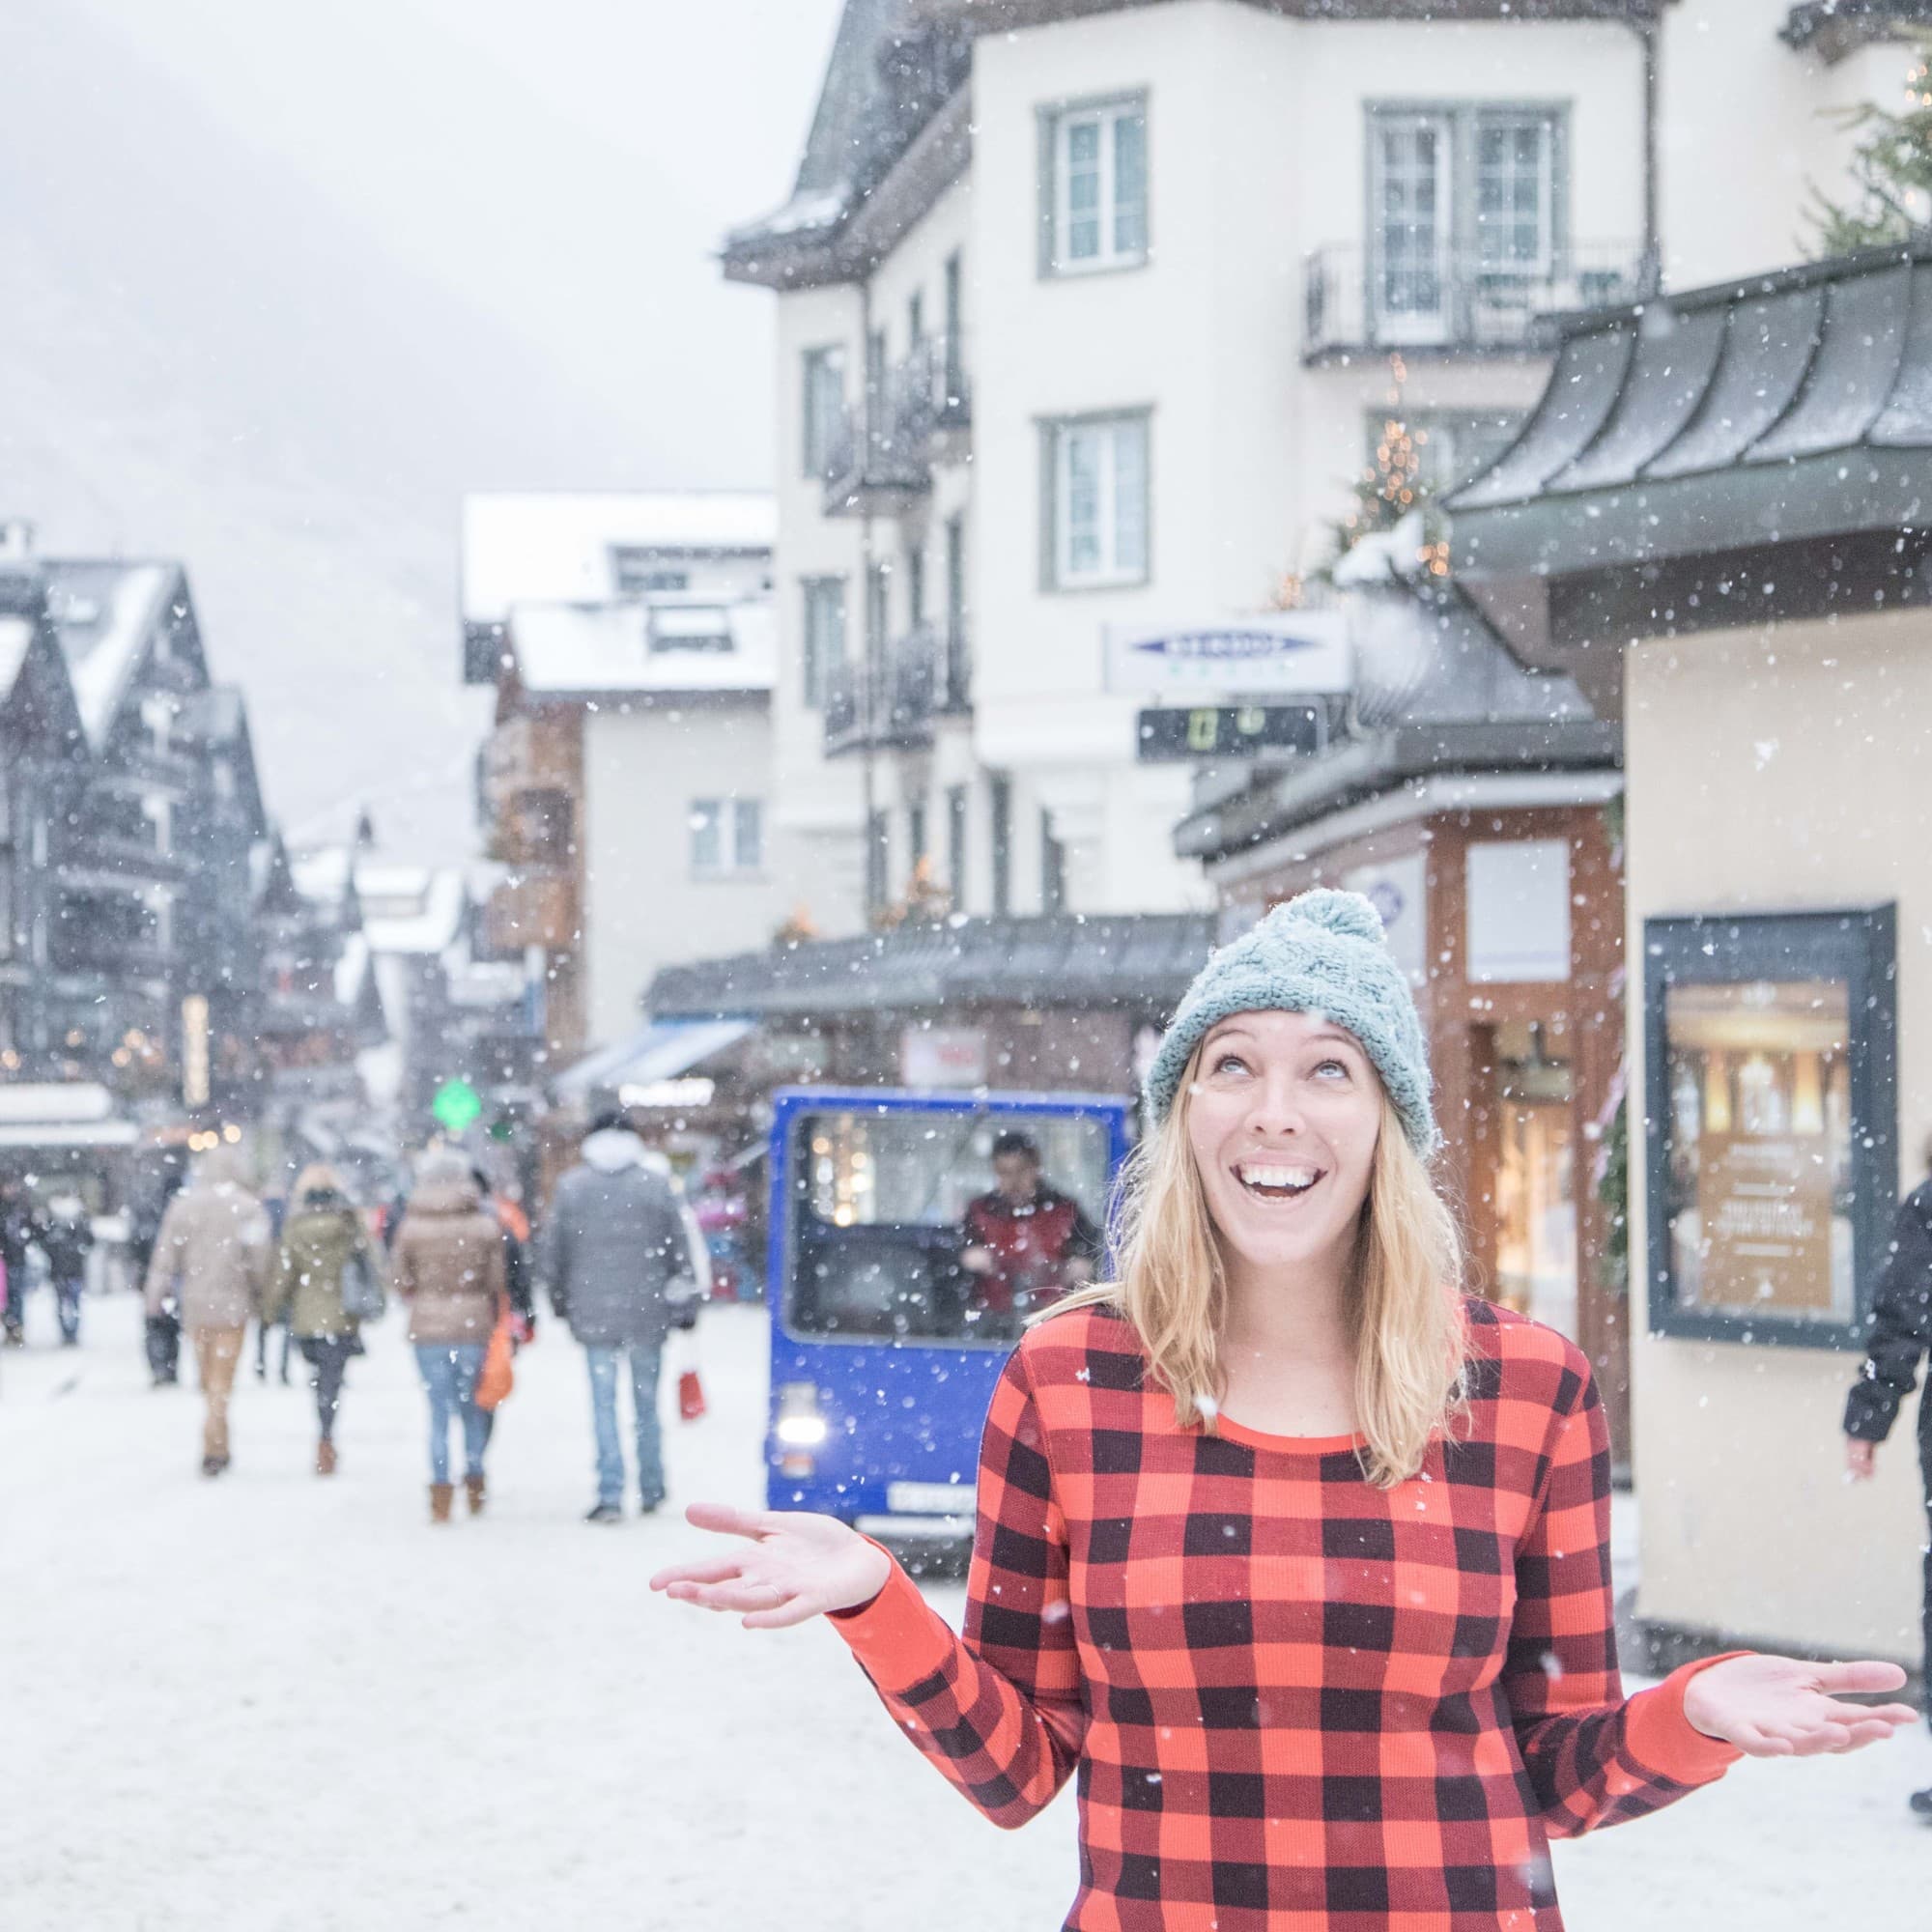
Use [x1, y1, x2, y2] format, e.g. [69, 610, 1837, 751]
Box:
[40, 560, 179, 748]
[647, 912, 1214, 1021]
[723, 1, 972, 285]
[505, 598, 775, 697]
[461, 493, 775, 627]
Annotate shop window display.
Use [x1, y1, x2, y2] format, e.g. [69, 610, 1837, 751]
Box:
[1643, 908, 1895, 1349]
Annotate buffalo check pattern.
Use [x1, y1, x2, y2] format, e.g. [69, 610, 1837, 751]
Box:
[829, 1298, 1741, 1930]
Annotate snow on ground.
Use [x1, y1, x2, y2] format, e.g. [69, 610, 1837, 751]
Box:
[3, 1290, 1924, 1930]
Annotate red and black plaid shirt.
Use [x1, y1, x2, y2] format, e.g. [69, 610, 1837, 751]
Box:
[831, 1297, 1741, 1930]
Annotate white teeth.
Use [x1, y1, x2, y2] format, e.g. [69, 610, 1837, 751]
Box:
[1237, 1163, 1319, 1191]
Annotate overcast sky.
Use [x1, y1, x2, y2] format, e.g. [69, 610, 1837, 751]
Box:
[4, 0, 845, 857]
[71, 0, 845, 488]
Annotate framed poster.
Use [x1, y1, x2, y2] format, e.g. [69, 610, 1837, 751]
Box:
[1642, 905, 1896, 1349]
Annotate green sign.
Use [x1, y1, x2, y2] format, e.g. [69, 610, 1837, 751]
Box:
[431, 1079, 483, 1134]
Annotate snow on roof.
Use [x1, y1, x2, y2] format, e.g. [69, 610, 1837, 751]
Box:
[290, 846, 355, 905]
[0, 614, 35, 698]
[507, 599, 775, 696]
[462, 494, 776, 625]
[361, 867, 467, 956]
[43, 561, 174, 747]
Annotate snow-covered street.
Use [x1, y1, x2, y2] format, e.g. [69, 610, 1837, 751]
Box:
[5, 1288, 1925, 1930]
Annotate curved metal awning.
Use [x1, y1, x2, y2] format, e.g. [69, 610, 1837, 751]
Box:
[1449, 242, 1932, 583]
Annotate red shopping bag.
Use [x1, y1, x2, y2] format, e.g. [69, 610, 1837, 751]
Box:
[677, 1366, 707, 1422]
[475, 1309, 516, 1412]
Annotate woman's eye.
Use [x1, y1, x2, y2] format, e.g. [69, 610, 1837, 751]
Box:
[1211, 1053, 1249, 1076]
[1312, 1058, 1350, 1080]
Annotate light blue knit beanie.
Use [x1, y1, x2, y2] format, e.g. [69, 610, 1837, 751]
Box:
[1145, 887, 1437, 1154]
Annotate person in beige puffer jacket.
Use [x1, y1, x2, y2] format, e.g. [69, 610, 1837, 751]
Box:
[142, 1143, 272, 1477]
[392, 1149, 508, 1522]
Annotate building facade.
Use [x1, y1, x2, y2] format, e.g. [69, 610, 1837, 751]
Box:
[1450, 237, 1932, 1669]
[463, 494, 786, 1060]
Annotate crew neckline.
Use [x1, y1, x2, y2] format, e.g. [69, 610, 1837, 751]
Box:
[1208, 1411, 1368, 1455]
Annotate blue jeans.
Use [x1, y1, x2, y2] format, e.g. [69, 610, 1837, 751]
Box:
[414, 1343, 488, 1486]
[586, 1343, 664, 1508]
[53, 1272, 83, 1345]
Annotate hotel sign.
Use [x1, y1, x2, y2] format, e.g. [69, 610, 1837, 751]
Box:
[1104, 612, 1351, 696]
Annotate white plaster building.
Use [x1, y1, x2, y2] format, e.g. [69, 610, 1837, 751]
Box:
[462, 494, 790, 1057]
[727, 0, 1860, 929]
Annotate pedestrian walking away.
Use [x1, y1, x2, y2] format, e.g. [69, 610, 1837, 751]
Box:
[142, 1143, 272, 1477]
[263, 1163, 382, 1477]
[656, 890, 1919, 1931]
[130, 1172, 185, 1384]
[540, 1109, 702, 1523]
[0, 1177, 37, 1347]
[1844, 1125, 1932, 1819]
[391, 1148, 507, 1522]
[36, 1191, 95, 1348]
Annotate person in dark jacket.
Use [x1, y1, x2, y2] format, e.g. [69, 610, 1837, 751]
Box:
[540, 1112, 701, 1522]
[0, 1178, 35, 1346]
[36, 1192, 94, 1347]
[1844, 1137, 1932, 1817]
[133, 1172, 185, 1384]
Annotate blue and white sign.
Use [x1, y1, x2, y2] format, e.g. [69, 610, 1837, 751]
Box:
[1104, 611, 1351, 696]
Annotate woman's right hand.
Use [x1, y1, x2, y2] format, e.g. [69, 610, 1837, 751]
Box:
[648, 1503, 894, 1630]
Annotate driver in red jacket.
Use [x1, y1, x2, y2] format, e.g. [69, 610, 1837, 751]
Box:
[959, 1130, 1101, 1319]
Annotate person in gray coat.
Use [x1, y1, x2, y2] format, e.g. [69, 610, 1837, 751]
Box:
[541, 1110, 702, 1521]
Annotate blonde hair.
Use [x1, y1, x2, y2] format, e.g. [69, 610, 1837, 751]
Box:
[1056, 1043, 1468, 1488]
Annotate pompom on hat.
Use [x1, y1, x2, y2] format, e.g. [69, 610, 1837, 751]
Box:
[1143, 887, 1438, 1154]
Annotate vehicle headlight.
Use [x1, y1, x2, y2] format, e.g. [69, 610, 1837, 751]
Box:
[775, 1413, 828, 1447]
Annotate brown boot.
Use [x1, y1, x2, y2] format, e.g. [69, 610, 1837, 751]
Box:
[465, 1473, 486, 1517]
[429, 1482, 454, 1523]
[316, 1439, 337, 1477]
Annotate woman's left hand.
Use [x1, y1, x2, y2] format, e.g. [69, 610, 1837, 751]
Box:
[1681, 1654, 1918, 1756]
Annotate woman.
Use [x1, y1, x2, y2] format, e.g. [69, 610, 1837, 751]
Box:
[263, 1164, 378, 1475]
[653, 891, 1917, 1929]
[392, 1149, 507, 1523]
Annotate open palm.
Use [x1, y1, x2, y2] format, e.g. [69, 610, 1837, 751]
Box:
[1682, 1653, 1918, 1756]
[649, 1502, 893, 1630]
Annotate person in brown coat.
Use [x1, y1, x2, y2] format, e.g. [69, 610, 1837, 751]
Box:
[391, 1149, 507, 1522]
[142, 1143, 272, 1477]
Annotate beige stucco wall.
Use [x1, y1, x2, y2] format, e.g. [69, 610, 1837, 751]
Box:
[581, 699, 789, 1048]
[1625, 610, 1932, 1660]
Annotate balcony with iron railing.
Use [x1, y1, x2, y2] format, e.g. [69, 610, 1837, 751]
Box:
[1302, 242, 1646, 361]
[821, 335, 972, 517]
[821, 624, 971, 758]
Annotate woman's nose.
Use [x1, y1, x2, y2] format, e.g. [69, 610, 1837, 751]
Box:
[1243, 1075, 1306, 1139]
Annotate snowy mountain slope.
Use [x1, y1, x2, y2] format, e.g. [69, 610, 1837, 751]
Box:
[0, 3, 700, 856]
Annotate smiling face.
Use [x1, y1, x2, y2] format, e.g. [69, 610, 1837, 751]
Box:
[1182, 1009, 1384, 1284]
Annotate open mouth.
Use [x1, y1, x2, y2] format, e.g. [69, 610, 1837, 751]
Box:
[1235, 1160, 1324, 1203]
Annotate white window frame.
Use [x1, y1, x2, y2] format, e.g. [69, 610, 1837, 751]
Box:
[1473, 111, 1556, 280]
[1047, 413, 1151, 591]
[801, 345, 846, 478]
[1045, 97, 1148, 276]
[1370, 109, 1454, 347]
[800, 577, 845, 711]
[690, 797, 764, 880]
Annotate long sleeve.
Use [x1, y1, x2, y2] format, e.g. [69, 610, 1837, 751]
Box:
[537, 1196, 571, 1317]
[1845, 1189, 1932, 1443]
[827, 1345, 1087, 1829]
[142, 1204, 185, 1315]
[261, 1242, 295, 1324]
[1502, 1350, 1742, 1836]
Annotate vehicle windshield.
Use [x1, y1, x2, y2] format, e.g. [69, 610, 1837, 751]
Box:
[783, 1106, 1113, 1346]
